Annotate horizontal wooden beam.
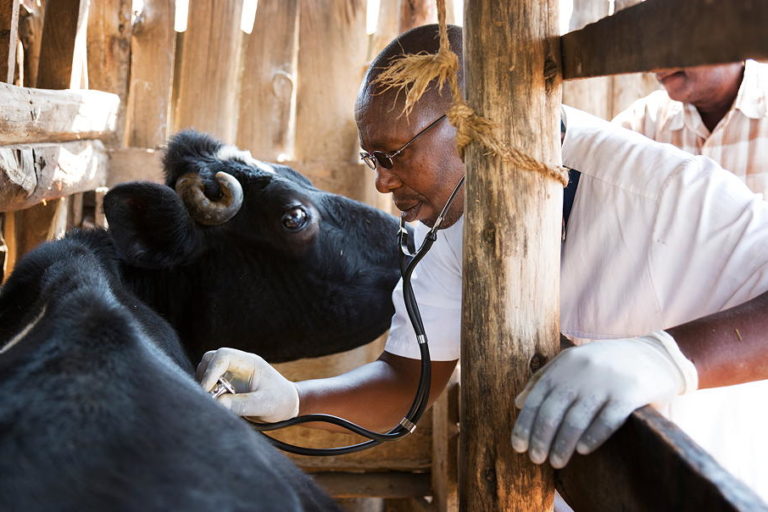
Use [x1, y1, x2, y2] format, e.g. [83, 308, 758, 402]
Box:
[0, 82, 119, 145]
[0, 140, 108, 212]
[107, 147, 164, 187]
[312, 471, 431, 499]
[562, 0, 768, 79]
[556, 402, 768, 511]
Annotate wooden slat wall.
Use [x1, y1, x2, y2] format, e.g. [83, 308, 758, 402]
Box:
[173, 0, 244, 143]
[36, 0, 89, 89]
[125, 0, 175, 149]
[562, 0, 768, 79]
[86, 0, 131, 145]
[294, 0, 367, 200]
[236, 0, 299, 161]
[0, 0, 19, 83]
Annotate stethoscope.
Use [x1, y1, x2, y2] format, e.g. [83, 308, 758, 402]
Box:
[211, 175, 466, 456]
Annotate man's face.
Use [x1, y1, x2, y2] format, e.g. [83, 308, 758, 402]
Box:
[356, 95, 466, 228]
[654, 63, 744, 108]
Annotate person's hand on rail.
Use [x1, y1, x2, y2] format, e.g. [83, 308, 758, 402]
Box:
[510, 330, 698, 468]
[197, 347, 299, 423]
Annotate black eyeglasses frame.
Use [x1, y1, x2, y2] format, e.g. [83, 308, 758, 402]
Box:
[360, 114, 447, 171]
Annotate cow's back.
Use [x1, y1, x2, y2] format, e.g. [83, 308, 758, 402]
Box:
[0, 237, 338, 511]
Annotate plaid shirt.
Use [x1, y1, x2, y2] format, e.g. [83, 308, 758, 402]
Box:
[613, 60, 768, 196]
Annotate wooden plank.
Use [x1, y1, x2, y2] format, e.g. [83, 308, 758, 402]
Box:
[561, 0, 611, 119]
[0, 0, 20, 83]
[312, 472, 431, 499]
[0, 82, 119, 145]
[86, 0, 131, 144]
[462, 0, 563, 510]
[399, 0, 437, 32]
[36, 0, 89, 89]
[17, 0, 45, 88]
[125, 0, 175, 149]
[173, 0, 244, 143]
[562, 0, 768, 79]
[557, 406, 768, 512]
[0, 139, 108, 212]
[431, 373, 459, 512]
[294, 0, 367, 197]
[107, 147, 164, 187]
[236, 0, 299, 161]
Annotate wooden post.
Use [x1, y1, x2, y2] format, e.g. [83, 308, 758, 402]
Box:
[399, 0, 437, 32]
[173, 0, 245, 143]
[461, 0, 562, 510]
[17, 0, 44, 88]
[36, 0, 89, 89]
[294, 0, 367, 197]
[0, 0, 20, 83]
[86, 0, 131, 145]
[562, 0, 611, 118]
[236, 0, 299, 161]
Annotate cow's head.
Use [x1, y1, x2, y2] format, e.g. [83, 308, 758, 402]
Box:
[103, 131, 403, 363]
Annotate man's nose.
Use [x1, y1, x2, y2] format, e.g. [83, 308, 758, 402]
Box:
[374, 167, 402, 194]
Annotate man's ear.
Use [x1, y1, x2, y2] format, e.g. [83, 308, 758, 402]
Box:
[103, 182, 205, 269]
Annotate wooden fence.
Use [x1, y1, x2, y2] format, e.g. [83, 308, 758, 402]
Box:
[1, 0, 767, 511]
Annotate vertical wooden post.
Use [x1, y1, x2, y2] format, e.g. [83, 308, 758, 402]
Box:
[399, 0, 437, 32]
[562, 0, 611, 118]
[18, 0, 44, 88]
[125, 0, 175, 149]
[294, 0, 366, 192]
[0, 0, 19, 83]
[37, 0, 89, 89]
[461, 0, 562, 510]
[86, 0, 131, 145]
[236, 0, 299, 161]
[608, 0, 660, 118]
[173, 0, 245, 142]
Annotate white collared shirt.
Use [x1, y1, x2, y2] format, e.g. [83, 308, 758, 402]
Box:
[384, 106, 768, 501]
[614, 60, 768, 196]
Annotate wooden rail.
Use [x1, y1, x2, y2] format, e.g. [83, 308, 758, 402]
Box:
[557, 406, 768, 511]
[0, 83, 119, 145]
[562, 0, 768, 79]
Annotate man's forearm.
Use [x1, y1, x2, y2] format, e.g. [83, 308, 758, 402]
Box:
[669, 290, 768, 389]
[296, 353, 457, 432]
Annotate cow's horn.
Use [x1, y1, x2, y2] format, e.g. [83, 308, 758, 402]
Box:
[175, 172, 244, 225]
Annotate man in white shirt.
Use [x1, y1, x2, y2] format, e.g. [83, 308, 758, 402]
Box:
[197, 25, 768, 501]
[614, 60, 768, 195]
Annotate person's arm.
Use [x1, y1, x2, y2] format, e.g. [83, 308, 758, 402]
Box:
[298, 352, 458, 432]
[198, 347, 457, 433]
[669, 289, 768, 389]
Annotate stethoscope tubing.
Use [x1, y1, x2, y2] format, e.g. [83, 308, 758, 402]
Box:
[251, 176, 465, 456]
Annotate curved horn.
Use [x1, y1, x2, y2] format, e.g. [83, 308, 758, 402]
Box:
[175, 172, 244, 226]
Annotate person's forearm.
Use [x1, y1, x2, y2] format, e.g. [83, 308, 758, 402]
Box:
[668, 290, 768, 389]
[296, 353, 457, 432]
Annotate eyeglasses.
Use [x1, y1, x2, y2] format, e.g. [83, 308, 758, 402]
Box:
[360, 114, 447, 171]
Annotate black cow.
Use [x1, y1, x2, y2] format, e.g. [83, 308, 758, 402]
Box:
[107, 130, 402, 363]
[0, 131, 404, 510]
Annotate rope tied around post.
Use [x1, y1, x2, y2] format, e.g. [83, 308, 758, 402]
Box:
[372, 0, 569, 187]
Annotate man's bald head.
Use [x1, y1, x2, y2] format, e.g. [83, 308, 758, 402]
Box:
[357, 24, 463, 118]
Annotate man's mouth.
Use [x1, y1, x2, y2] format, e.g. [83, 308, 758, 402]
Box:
[397, 202, 422, 222]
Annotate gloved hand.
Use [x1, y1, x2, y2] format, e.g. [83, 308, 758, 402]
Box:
[197, 347, 300, 423]
[511, 330, 698, 469]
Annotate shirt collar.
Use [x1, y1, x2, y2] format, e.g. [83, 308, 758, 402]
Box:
[733, 60, 767, 120]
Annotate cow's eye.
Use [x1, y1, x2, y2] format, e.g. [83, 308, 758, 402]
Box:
[281, 207, 308, 231]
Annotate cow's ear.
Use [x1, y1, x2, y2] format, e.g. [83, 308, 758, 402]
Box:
[103, 182, 204, 269]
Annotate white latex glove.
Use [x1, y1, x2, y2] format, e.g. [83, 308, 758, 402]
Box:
[511, 331, 698, 469]
[197, 347, 300, 423]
